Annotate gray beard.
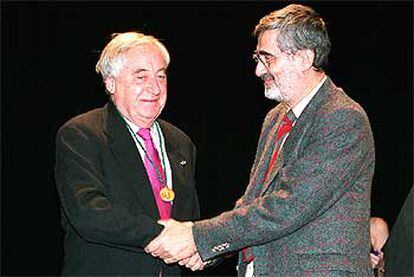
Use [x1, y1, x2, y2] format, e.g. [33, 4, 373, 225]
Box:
[264, 86, 284, 102]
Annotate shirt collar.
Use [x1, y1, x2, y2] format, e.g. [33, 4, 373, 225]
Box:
[291, 75, 327, 119]
[123, 116, 157, 135]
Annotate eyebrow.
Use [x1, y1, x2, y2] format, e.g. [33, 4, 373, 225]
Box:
[157, 68, 168, 74]
[133, 68, 168, 74]
[256, 50, 274, 57]
[133, 69, 148, 74]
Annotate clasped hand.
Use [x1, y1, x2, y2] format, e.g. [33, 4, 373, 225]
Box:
[145, 219, 206, 271]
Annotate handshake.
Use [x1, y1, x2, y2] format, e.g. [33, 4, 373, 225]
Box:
[144, 219, 209, 271]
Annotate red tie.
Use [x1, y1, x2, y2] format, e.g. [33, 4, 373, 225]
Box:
[242, 111, 295, 263]
[137, 128, 171, 220]
[264, 113, 294, 180]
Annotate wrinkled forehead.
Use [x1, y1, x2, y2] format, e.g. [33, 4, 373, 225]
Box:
[127, 42, 165, 57]
[117, 44, 168, 73]
[123, 43, 169, 66]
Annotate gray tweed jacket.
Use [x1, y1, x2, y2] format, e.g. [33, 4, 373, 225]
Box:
[193, 76, 375, 276]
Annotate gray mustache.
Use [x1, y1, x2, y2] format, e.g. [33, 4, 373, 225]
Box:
[260, 73, 274, 81]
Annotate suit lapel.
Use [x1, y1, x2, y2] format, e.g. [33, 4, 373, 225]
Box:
[259, 77, 332, 196]
[157, 120, 187, 219]
[281, 77, 332, 166]
[103, 101, 160, 218]
[243, 104, 288, 201]
[256, 108, 289, 197]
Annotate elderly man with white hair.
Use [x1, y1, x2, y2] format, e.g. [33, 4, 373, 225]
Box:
[55, 32, 200, 276]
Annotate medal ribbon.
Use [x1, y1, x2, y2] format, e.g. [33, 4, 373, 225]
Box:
[136, 127, 172, 219]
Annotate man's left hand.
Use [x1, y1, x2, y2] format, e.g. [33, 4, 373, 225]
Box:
[144, 219, 196, 263]
[179, 252, 206, 271]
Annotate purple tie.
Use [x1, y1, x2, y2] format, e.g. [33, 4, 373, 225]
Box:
[137, 128, 171, 220]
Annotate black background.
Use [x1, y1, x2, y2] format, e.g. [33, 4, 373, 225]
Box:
[2, 1, 413, 275]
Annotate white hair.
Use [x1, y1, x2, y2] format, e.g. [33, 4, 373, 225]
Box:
[95, 32, 170, 79]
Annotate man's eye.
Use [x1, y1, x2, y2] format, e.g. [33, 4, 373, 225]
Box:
[157, 74, 167, 80]
[264, 55, 272, 61]
[136, 76, 146, 80]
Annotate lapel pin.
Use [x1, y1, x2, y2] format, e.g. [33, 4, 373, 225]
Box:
[180, 160, 187, 166]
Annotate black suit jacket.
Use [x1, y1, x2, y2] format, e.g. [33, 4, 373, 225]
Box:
[55, 101, 200, 276]
[383, 186, 413, 276]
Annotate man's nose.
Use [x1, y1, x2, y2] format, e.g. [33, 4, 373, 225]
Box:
[148, 77, 162, 95]
[255, 61, 267, 77]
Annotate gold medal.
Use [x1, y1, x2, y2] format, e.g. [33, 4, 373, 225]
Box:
[160, 187, 175, 202]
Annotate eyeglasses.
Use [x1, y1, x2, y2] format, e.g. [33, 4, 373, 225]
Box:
[252, 50, 278, 69]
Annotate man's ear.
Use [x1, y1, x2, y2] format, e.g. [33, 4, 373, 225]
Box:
[104, 77, 115, 95]
[294, 49, 315, 71]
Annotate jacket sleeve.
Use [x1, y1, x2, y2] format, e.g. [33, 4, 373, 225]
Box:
[55, 122, 163, 253]
[193, 107, 375, 260]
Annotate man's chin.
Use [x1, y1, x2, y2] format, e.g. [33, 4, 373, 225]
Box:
[264, 89, 283, 102]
